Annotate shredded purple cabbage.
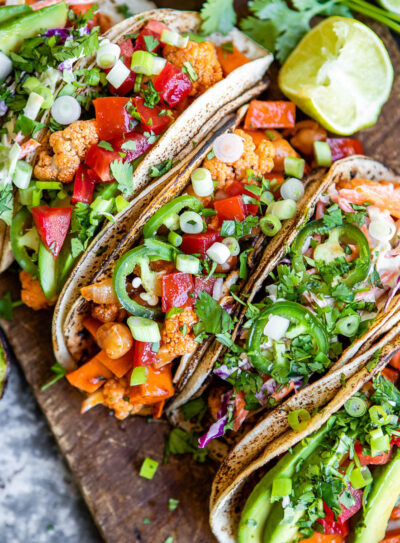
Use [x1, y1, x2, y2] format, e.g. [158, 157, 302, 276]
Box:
[198, 391, 234, 448]
[0, 100, 8, 117]
[384, 275, 400, 313]
[58, 58, 76, 73]
[255, 378, 278, 406]
[44, 28, 71, 43]
[213, 357, 252, 381]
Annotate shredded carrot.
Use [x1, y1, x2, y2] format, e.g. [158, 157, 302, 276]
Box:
[66, 357, 113, 393]
[216, 44, 250, 76]
[232, 391, 249, 432]
[337, 178, 400, 219]
[271, 381, 295, 402]
[299, 534, 344, 543]
[18, 139, 40, 159]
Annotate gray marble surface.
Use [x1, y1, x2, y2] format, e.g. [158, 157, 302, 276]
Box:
[0, 362, 103, 543]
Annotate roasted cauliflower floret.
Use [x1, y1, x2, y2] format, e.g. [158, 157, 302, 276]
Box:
[231, 129, 259, 180]
[163, 40, 223, 97]
[103, 377, 142, 420]
[34, 120, 98, 183]
[256, 138, 275, 174]
[156, 308, 199, 366]
[19, 270, 54, 310]
[202, 156, 234, 188]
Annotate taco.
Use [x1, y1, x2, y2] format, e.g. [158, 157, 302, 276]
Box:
[52, 98, 324, 421]
[0, 6, 273, 309]
[165, 156, 400, 462]
[209, 337, 400, 543]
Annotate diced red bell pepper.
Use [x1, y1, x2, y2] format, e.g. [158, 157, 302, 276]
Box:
[85, 143, 120, 182]
[327, 138, 364, 162]
[72, 164, 96, 205]
[108, 39, 136, 95]
[70, 3, 95, 16]
[382, 366, 400, 383]
[180, 229, 220, 255]
[354, 440, 393, 465]
[133, 341, 157, 368]
[337, 483, 363, 523]
[161, 272, 194, 313]
[133, 19, 169, 52]
[133, 97, 172, 135]
[111, 131, 152, 162]
[226, 181, 260, 216]
[130, 364, 174, 404]
[154, 62, 192, 107]
[391, 506, 400, 520]
[93, 97, 130, 140]
[31, 205, 72, 258]
[317, 503, 349, 537]
[214, 195, 246, 222]
[244, 100, 296, 130]
[194, 276, 216, 298]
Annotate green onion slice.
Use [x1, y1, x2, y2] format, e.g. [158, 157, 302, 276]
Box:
[130, 366, 149, 386]
[344, 397, 367, 418]
[139, 457, 159, 480]
[288, 409, 311, 432]
[260, 214, 282, 236]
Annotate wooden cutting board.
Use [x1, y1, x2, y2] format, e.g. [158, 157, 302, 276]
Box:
[1, 16, 400, 543]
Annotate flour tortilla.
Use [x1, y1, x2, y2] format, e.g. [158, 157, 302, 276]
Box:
[210, 330, 400, 543]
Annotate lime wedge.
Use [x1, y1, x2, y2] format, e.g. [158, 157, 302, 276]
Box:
[378, 0, 400, 14]
[279, 17, 394, 135]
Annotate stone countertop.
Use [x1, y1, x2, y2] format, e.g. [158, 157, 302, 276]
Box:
[0, 362, 103, 543]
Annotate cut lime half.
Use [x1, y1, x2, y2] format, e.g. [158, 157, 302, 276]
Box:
[279, 17, 394, 135]
[378, 0, 400, 14]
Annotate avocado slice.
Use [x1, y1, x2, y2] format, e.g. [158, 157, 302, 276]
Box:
[0, 5, 32, 26]
[350, 446, 400, 543]
[0, 2, 68, 55]
[262, 502, 303, 543]
[238, 417, 335, 543]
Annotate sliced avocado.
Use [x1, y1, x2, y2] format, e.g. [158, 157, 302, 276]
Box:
[0, 5, 32, 26]
[238, 417, 336, 543]
[262, 503, 303, 543]
[350, 446, 400, 543]
[0, 2, 68, 55]
[38, 242, 57, 301]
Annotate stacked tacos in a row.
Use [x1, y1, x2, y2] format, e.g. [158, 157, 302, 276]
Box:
[0, 6, 272, 308]
[53, 99, 320, 415]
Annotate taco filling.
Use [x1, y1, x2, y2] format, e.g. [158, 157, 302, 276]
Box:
[64, 107, 323, 420]
[196, 174, 400, 447]
[238, 370, 400, 543]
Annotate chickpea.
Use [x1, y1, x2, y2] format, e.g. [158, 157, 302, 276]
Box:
[96, 322, 133, 359]
[286, 120, 327, 156]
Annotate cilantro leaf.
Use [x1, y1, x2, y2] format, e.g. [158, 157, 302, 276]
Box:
[182, 397, 207, 421]
[193, 291, 234, 337]
[40, 361, 67, 391]
[98, 140, 114, 152]
[164, 428, 208, 463]
[200, 0, 237, 35]
[110, 160, 134, 195]
[149, 159, 173, 178]
[371, 373, 400, 408]
[0, 292, 23, 320]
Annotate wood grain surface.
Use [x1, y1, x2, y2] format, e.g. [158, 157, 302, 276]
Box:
[1, 16, 400, 543]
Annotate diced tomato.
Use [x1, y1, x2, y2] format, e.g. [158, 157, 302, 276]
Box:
[133, 341, 157, 368]
[216, 44, 250, 76]
[391, 506, 400, 520]
[133, 96, 172, 135]
[327, 138, 364, 162]
[31, 205, 71, 258]
[381, 529, 400, 543]
[225, 181, 260, 215]
[244, 100, 296, 130]
[70, 2, 95, 15]
[161, 272, 194, 313]
[111, 131, 152, 162]
[154, 62, 192, 107]
[382, 366, 400, 384]
[85, 143, 120, 182]
[194, 276, 216, 298]
[391, 434, 400, 447]
[180, 229, 220, 255]
[93, 97, 130, 141]
[72, 164, 96, 204]
[317, 503, 349, 537]
[354, 440, 393, 465]
[130, 364, 174, 404]
[134, 19, 169, 52]
[390, 351, 400, 371]
[337, 483, 363, 523]
[214, 195, 246, 222]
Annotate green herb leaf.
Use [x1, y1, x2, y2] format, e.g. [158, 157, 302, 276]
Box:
[164, 428, 208, 463]
[98, 140, 114, 152]
[110, 160, 134, 195]
[200, 0, 237, 35]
